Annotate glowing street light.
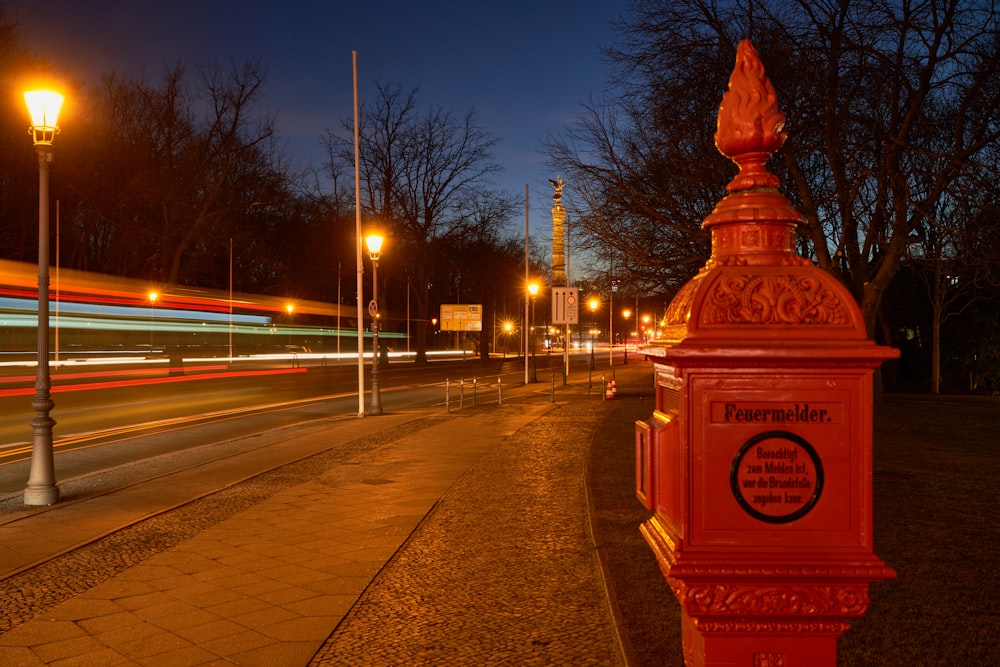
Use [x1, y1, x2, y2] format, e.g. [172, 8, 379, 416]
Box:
[284, 302, 295, 346]
[365, 233, 385, 415]
[23, 89, 64, 506]
[528, 282, 539, 382]
[502, 320, 514, 357]
[588, 298, 599, 371]
[147, 290, 159, 350]
[622, 309, 631, 365]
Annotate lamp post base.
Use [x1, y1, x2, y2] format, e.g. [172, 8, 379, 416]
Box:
[23, 485, 59, 506]
[24, 425, 59, 506]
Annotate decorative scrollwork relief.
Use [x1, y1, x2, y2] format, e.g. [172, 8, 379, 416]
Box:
[664, 275, 703, 326]
[703, 274, 851, 326]
[696, 620, 851, 634]
[755, 653, 784, 667]
[684, 584, 871, 617]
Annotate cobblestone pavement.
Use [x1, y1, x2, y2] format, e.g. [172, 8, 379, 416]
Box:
[0, 373, 631, 666]
[311, 397, 624, 666]
[0, 418, 438, 636]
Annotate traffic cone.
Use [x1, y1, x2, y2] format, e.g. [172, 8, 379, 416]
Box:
[605, 379, 616, 400]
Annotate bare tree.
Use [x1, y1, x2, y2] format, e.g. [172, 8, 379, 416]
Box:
[327, 83, 512, 363]
[0, 10, 64, 263]
[548, 0, 1000, 343]
[909, 170, 1000, 392]
[61, 60, 284, 287]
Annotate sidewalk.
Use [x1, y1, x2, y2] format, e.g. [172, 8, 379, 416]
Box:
[0, 367, 646, 666]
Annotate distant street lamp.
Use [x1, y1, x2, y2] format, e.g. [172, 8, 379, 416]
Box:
[528, 282, 539, 382]
[622, 309, 631, 365]
[23, 89, 64, 506]
[148, 291, 159, 350]
[503, 320, 514, 357]
[365, 233, 384, 415]
[588, 298, 599, 371]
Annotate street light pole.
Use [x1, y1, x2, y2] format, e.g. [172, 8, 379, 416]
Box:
[622, 309, 631, 365]
[528, 282, 539, 382]
[588, 298, 599, 371]
[148, 291, 158, 351]
[365, 233, 384, 415]
[23, 89, 63, 507]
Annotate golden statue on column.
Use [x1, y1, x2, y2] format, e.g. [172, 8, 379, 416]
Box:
[549, 176, 566, 287]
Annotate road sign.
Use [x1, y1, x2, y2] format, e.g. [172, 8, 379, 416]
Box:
[552, 287, 579, 324]
[440, 304, 483, 331]
[368, 300, 378, 317]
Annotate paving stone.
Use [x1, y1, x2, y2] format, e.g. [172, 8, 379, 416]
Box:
[0, 379, 632, 665]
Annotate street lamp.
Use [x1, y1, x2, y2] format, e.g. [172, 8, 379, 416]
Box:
[284, 302, 295, 346]
[148, 290, 158, 351]
[23, 89, 63, 506]
[622, 309, 631, 365]
[528, 282, 539, 382]
[503, 320, 514, 357]
[365, 233, 384, 415]
[588, 298, 599, 371]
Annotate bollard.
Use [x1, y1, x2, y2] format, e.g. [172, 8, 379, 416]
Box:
[551, 373, 555, 402]
[473, 377, 478, 406]
[498, 376, 502, 405]
[460, 378, 464, 410]
[445, 378, 450, 413]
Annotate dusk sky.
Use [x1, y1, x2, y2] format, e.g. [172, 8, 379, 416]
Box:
[14, 1, 624, 235]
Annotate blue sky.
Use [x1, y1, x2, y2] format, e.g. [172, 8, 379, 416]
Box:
[15, 1, 624, 234]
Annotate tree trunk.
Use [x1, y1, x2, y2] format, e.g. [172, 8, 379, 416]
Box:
[931, 298, 942, 395]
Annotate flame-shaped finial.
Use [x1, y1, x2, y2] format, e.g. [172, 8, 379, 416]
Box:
[715, 40, 785, 192]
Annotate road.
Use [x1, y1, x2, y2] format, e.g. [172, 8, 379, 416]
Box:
[0, 351, 598, 498]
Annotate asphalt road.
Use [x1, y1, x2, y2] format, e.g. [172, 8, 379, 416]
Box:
[0, 352, 584, 497]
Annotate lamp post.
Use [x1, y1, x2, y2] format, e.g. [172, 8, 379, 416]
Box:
[285, 303, 294, 346]
[365, 233, 384, 415]
[23, 89, 63, 506]
[588, 298, 599, 371]
[528, 282, 539, 382]
[148, 290, 158, 351]
[622, 309, 631, 365]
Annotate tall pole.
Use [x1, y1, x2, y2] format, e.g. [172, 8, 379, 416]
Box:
[54, 200, 59, 363]
[524, 184, 530, 385]
[24, 143, 58, 506]
[609, 263, 615, 369]
[228, 237, 233, 359]
[530, 294, 537, 382]
[353, 51, 365, 417]
[565, 212, 570, 383]
[610, 284, 614, 368]
[369, 257, 383, 415]
[337, 261, 342, 355]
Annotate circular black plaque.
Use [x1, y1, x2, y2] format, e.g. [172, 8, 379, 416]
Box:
[729, 430, 824, 524]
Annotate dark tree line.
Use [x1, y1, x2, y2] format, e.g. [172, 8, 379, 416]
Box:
[322, 82, 522, 362]
[1, 14, 527, 359]
[547, 0, 1000, 391]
